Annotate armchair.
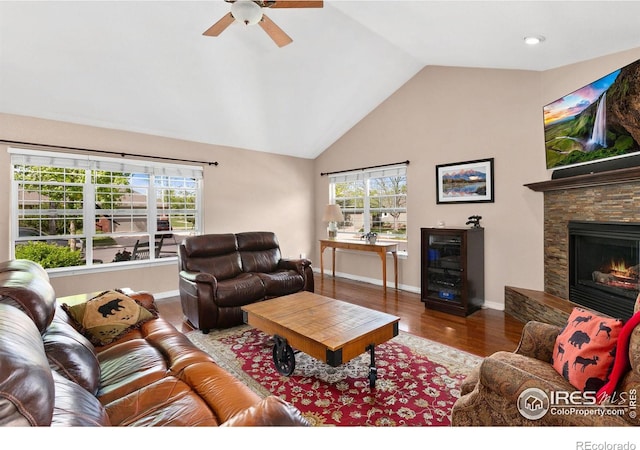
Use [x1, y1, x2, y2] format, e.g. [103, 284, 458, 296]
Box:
[178, 231, 313, 332]
[451, 298, 640, 426]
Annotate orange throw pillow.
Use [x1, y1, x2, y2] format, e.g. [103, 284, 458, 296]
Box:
[551, 307, 623, 392]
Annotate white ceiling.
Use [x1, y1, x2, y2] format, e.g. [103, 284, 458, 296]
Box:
[2, 1, 640, 159]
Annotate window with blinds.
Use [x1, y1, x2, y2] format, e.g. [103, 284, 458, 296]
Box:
[9, 148, 203, 270]
[329, 164, 407, 251]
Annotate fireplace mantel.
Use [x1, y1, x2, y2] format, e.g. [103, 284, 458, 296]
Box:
[524, 166, 640, 192]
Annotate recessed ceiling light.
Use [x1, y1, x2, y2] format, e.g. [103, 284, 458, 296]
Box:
[524, 35, 545, 45]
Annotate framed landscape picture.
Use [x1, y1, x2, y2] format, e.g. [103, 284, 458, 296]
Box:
[436, 158, 494, 204]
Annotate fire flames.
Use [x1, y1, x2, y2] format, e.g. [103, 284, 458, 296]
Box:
[592, 259, 639, 290]
[609, 259, 635, 278]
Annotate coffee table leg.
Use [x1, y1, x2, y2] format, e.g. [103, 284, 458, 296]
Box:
[272, 335, 296, 376]
[367, 344, 378, 388]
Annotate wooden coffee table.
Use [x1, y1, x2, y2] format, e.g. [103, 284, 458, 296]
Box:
[241, 291, 400, 388]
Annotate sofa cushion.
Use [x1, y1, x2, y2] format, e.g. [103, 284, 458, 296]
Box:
[182, 233, 243, 280]
[0, 303, 54, 426]
[256, 270, 304, 296]
[551, 307, 623, 392]
[221, 396, 310, 426]
[104, 376, 219, 426]
[96, 338, 170, 405]
[0, 267, 57, 333]
[43, 305, 101, 395]
[62, 290, 156, 346]
[237, 231, 281, 273]
[241, 249, 281, 273]
[215, 273, 266, 307]
[0, 258, 49, 280]
[51, 370, 111, 426]
[180, 361, 262, 422]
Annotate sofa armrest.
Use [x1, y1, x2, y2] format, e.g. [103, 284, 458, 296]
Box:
[514, 321, 562, 362]
[119, 289, 156, 312]
[278, 258, 314, 292]
[221, 396, 309, 427]
[179, 270, 218, 288]
[278, 258, 311, 273]
[478, 353, 563, 400]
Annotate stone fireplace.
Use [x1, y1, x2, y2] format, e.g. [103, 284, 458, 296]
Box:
[506, 170, 640, 325]
[541, 174, 640, 320]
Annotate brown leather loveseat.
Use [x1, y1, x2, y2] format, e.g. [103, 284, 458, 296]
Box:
[0, 259, 309, 427]
[178, 231, 314, 332]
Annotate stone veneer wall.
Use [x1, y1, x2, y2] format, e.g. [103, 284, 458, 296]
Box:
[544, 182, 640, 299]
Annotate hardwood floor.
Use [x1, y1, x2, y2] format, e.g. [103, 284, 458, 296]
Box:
[156, 273, 525, 357]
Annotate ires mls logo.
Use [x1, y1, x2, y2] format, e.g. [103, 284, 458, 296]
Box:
[517, 388, 637, 421]
[517, 388, 550, 420]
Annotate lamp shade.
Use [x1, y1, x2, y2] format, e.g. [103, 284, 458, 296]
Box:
[322, 204, 344, 222]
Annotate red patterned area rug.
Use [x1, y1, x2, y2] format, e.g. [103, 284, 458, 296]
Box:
[187, 325, 481, 426]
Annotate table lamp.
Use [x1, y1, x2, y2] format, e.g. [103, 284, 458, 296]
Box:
[322, 204, 344, 239]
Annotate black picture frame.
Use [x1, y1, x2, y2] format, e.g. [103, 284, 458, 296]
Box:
[436, 158, 494, 204]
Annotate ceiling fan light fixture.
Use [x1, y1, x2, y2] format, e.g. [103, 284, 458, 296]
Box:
[231, 0, 263, 26]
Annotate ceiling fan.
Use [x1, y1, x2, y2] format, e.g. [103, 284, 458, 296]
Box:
[203, 0, 323, 47]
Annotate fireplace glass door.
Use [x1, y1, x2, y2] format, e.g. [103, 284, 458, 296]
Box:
[569, 221, 639, 320]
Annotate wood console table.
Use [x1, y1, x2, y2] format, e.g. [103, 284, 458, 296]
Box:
[319, 239, 398, 292]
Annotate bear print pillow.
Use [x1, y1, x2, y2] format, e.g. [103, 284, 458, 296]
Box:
[63, 290, 156, 346]
[551, 307, 623, 392]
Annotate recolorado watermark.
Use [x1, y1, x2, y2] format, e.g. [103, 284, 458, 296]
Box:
[516, 387, 637, 421]
[576, 442, 636, 450]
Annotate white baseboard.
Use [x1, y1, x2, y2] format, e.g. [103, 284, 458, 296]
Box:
[315, 267, 420, 293]
[153, 290, 179, 301]
[483, 300, 504, 311]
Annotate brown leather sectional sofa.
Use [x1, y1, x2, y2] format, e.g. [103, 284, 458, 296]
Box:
[178, 231, 314, 332]
[0, 259, 309, 427]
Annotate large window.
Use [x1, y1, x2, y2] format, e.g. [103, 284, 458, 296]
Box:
[329, 164, 407, 252]
[10, 148, 202, 270]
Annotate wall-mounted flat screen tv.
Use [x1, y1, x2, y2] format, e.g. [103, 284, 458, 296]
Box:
[544, 58, 640, 170]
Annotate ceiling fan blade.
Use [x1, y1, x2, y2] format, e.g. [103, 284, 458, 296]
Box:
[268, 1, 323, 8]
[259, 14, 293, 47]
[203, 12, 236, 36]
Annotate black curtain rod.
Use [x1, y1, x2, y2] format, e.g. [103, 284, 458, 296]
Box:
[0, 139, 219, 166]
[320, 160, 409, 176]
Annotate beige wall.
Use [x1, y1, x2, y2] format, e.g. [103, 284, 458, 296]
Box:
[0, 114, 315, 297]
[314, 66, 546, 309]
[541, 47, 640, 108]
[313, 46, 640, 309]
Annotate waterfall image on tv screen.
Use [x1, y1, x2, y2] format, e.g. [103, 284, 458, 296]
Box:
[544, 58, 640, 170]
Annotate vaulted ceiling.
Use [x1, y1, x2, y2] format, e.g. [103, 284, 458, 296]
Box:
[2, 1, 640, 159]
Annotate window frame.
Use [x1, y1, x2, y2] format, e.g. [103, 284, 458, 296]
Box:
[328, 164, 407, 252]
[9, 148, 203, 272]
